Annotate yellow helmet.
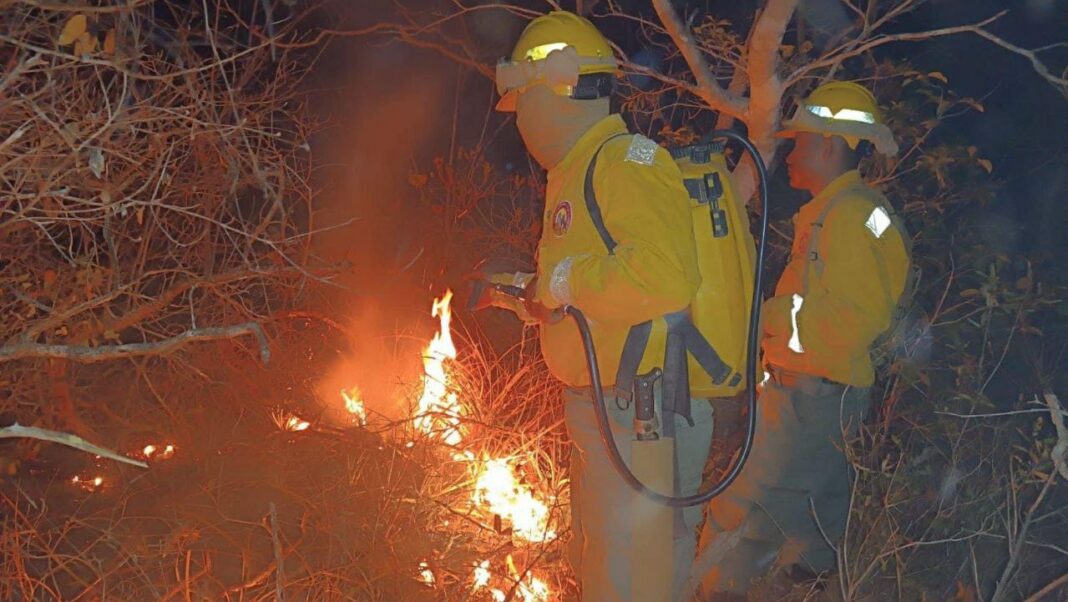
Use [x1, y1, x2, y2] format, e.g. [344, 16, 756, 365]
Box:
[495, 11, 617, 112]
[778, 81, 898, 156]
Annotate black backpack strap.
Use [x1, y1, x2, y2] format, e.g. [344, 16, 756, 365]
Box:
[613, 321, 651, 405]
[582, 133, 657, 402]
[583, 133, 629, 254]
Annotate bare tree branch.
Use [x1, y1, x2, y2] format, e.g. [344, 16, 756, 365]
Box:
[0, 323, 270, 365]
[788, 9, 1068, 98]
[651, 0, 748, 120]
[731, 0, 799, 204]
[1044, 392, 1068, 482]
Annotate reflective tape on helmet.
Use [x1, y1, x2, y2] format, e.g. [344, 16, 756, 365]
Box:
[865, 206, 892, 239]
[525, 42, 569, 61]
[788, 293, 805, 354]
[496, 45, 612, 97]
[805, 104, 876, 124]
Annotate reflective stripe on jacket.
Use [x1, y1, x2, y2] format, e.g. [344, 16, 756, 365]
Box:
[762, 170, 910, 387]
[535, 115, 701, 388]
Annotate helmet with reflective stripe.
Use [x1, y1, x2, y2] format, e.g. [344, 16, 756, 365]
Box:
[778, 81, 899, 156]
[495, 11, 617, 112]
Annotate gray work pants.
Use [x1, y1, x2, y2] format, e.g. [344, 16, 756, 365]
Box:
[564, 386, 714, 601]
[690, 368, 870, 596]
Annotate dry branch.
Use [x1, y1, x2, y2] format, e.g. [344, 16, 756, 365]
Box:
[1044, 392, 1068, 482]
[0, 422, 147, 468]
[0, 323, 270, 365]
[651, 0, 748, 120]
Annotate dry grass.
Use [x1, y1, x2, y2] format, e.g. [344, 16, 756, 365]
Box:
[0, 311, 574, 601]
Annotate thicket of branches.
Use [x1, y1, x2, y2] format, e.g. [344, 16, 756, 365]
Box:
[0, 1, 334, 430]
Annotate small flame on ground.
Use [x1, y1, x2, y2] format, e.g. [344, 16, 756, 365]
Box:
[418, 561, 435, 586]
[142, 444, 176, 460]
[341, 387, 368, 426]
[71, 475, 104, 492]
[413, 291, 464, 445]
[473, 458, 555, 543]
[471, 556, 549, 602]
[472, 559, 491, 589]
[272, 410, 310, 432]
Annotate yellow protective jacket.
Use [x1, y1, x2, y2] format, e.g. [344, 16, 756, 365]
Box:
[534, 115, 701, 389]
[762, 170, 910, 387]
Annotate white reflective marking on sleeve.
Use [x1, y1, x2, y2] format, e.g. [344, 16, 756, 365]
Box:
[760, 370, 771, 387]
[865, 206, 892, 239]
[805, 104, 876, 124]
[625, 135, 658, 165]
[549, 257, 575, 306]
[788, 293, 805, 354]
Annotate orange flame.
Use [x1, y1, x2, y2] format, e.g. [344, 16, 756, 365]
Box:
[413, 291, 463, 445]
[473, 458, 555, 543]
[470, 556, 549, 602]
[272, 410, 310, 432]
[417, 561, 435, 586]
[142, 443, 176, 460]
[341, 387, 368, 426]
[71, 475, 104, 492]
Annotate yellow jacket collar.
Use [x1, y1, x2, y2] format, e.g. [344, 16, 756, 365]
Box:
[806, 170, 862, 215]
[550, 114, 628, 179]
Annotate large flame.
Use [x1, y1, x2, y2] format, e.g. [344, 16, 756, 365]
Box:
[413, 291, 463, 445]
[341, 290, 553, 598]
[473, 458, 555, 543]
[341, 386, 368, 426]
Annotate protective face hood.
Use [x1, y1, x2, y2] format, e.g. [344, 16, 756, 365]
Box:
[515, 84, 609, 170]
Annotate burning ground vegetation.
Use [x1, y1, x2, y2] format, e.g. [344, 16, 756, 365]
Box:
[0, 291, 573, 601]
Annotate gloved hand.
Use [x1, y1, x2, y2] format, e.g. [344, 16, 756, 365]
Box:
[519, 276, 565, 325]
[467, 271, 538, 323]
[467, 271, 563, 325]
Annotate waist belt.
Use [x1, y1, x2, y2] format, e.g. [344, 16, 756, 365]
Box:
[767, 365, 843, 393]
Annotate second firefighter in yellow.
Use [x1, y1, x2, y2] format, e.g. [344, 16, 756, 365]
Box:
[695, 82, 911, 597]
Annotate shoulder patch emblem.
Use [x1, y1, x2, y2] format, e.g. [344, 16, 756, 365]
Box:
[551, 201, 572, 236]
[625, 134, 658, 166]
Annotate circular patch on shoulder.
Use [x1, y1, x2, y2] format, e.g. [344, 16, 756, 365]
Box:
[551, 201, 572, 236]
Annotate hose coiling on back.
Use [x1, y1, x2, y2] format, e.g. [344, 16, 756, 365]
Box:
[571, 129, 770, 507]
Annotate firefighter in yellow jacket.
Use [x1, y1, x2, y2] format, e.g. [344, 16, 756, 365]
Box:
[488, 11, 714, 601]
[695, 82, 911, 598]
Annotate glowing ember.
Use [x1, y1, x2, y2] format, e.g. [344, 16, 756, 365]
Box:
[413, 291, 464, 445]
[341, 387, 368, 426]
[272, 410, 310, 432]
[473, 458, 555, 543]
[142, 443, 176, 460]
[472, 559, 491, 589]
[507, 555, 550, 602]
[71, 475, 104, 491]
[418, 561, 435, 586]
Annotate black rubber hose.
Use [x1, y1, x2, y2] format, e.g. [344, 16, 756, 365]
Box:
[573, 129, 770, 507]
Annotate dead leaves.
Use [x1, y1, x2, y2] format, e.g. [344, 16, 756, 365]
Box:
[57, 14, 116, 58]
[57, 14, 86, 46]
